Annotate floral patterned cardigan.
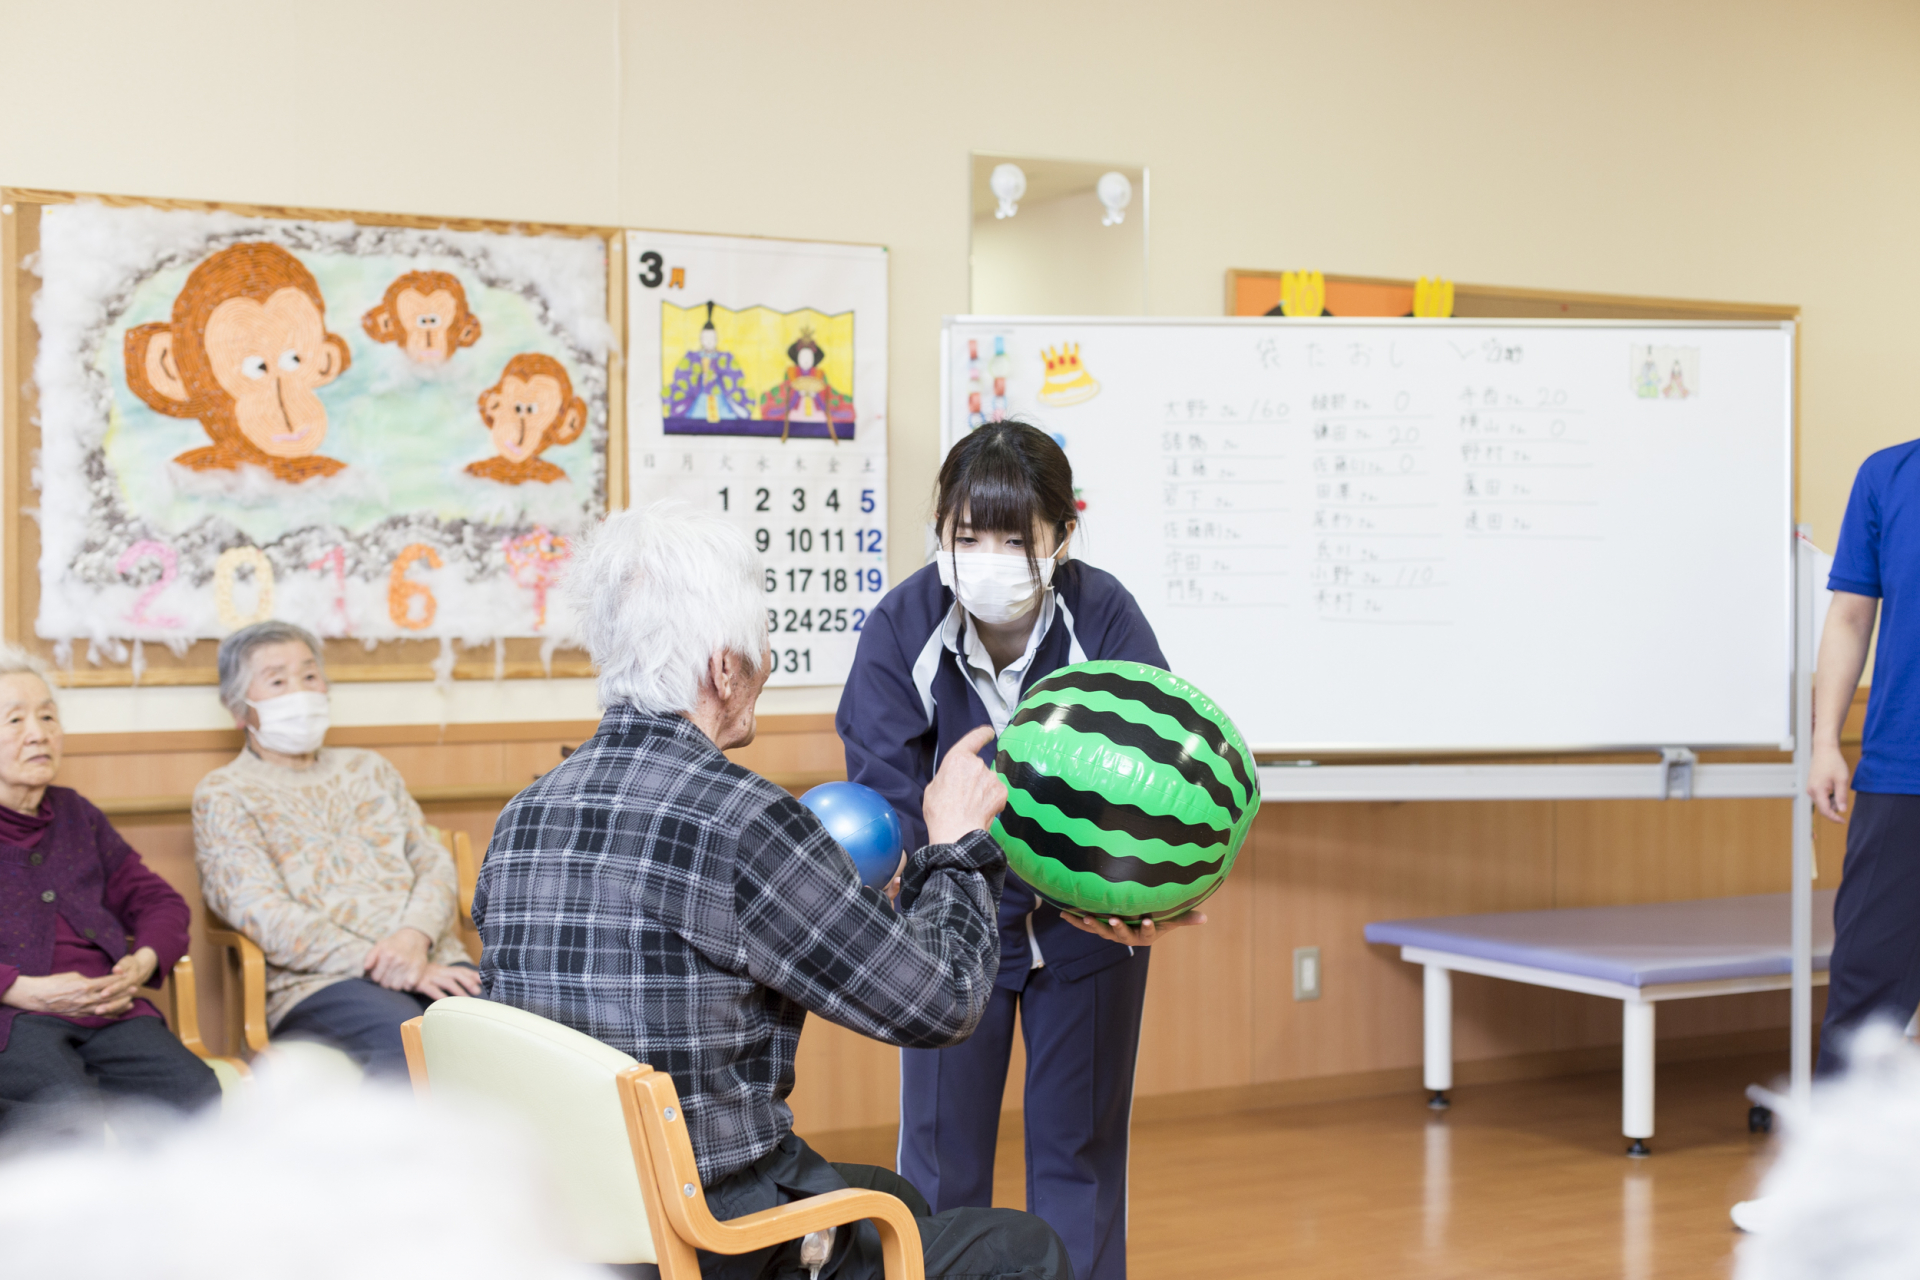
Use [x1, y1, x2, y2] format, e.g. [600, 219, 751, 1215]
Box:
[191, 747, 468, 1028]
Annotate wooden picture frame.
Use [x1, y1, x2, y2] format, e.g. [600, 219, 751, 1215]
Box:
[1, 188, 628, 686]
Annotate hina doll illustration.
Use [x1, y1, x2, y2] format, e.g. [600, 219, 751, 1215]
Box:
[1662, 360, 1692, 400]
[663, 302, 753, 426]
[757, 326, 856, 443]
[1635, 351, 1661, 398]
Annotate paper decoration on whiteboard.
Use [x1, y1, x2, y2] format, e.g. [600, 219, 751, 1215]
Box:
[627, 233, 888, 688]
[1037, 343, 1100, 407]
[29, 201, 612, 657]
[1631, 345, 1700, 400]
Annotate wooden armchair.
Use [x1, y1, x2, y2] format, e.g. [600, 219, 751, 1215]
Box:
[204, 825, 481, 1059]
[446, 827, 482, 962]
[402, 998, 922, 1278]
[156, 953, 252, 1092]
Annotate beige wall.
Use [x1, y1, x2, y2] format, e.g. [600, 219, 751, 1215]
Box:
[5, 0, 1918, 723]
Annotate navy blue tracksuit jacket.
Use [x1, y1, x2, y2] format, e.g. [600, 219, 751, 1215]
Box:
[836, 559, 1168, 988]
[837, 559, 1167, 1280]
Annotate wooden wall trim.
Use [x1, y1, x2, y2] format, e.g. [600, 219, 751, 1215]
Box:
[62, 712, 833, 757]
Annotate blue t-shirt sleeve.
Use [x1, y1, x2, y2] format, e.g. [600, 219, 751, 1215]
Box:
[1831, 458, 1884, 597]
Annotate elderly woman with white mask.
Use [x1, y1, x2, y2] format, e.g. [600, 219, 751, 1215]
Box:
[191, 621, 477, 1077]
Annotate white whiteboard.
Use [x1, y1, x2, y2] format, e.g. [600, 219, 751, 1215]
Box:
[941, 318, 1795, 753]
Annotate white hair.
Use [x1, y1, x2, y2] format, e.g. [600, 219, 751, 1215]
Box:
[566, 501, 767, 715]
[216, 621, 324, 719]
[0, 645, 54, 701]
[1736, 1022, 1920, 1279]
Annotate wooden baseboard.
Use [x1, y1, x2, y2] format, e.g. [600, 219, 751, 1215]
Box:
[797, 1027, 1797, 1145]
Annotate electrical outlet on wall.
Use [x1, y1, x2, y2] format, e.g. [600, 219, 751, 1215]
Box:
[1293, 946, 1322, 1001]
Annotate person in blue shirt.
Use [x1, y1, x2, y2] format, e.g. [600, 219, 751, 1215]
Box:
[1810, 439, 1920, 1070]
[837, 421, 1201, 1280]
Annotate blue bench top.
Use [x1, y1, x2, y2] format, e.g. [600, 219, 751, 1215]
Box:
[1364, 891, 1835, 989]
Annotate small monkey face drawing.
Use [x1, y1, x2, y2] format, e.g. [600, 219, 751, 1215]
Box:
[362, 271, 482, 364]
[393, 288, 462, 362]
[183, 288, 343, 458]
[484, 374, 569, 462]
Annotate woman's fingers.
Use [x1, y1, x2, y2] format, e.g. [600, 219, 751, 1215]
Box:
[1061, 910, 1208, 945]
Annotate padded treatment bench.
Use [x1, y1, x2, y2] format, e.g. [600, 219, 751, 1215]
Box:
[1365, 891, 1835, 1155]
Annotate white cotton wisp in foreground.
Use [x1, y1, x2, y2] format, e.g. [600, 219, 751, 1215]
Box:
[1736, 1023, 1920, 1280]
[0, 1045, 602, 1280]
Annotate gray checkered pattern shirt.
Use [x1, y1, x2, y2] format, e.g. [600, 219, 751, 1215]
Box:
[472, 705, 1006, 1186]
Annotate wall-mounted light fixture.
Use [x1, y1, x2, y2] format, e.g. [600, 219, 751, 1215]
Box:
[1096, 171, 1132, 227]
[990, 163, 1027, 219]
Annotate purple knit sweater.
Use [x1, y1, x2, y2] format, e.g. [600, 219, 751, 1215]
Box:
[0, 787, 189, 1050]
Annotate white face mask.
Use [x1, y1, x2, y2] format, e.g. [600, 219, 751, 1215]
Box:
[248, 691, 330, 756]
[938, 548, 1063, 624]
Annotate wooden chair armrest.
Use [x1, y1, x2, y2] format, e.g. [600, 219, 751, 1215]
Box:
[204, 919, 270, 1056]
[436, 827, 484, 962]
[400, 1016, 428, 1097]
[164, 953, 209, 1057]
[161, 954, 252, 1082]
[702, 1189, 922, 1258]
[620, 1067, 923, 1280]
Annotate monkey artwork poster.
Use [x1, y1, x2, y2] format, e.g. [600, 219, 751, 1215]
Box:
[28, 200, 614, 665]
[627, 232, 888, 688]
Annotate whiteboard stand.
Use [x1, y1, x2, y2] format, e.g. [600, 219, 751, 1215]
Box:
[1262, 529, 1818, 1124]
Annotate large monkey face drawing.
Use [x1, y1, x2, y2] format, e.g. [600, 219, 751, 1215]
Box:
[362, 271, 482, 364]
[125, 243, 351, 475]
[200, 289, 343, 456]
[479, 355, 585, 464]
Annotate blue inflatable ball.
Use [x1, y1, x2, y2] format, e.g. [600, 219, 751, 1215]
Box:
[800, 782, 906, 891]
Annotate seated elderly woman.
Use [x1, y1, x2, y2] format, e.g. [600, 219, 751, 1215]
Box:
[0, 647, 219, 1130]
[476, 504, 1068, 1280]
[192, 621, 478, 1077]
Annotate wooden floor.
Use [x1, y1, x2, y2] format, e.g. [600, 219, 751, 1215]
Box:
[805, 1052, 1782, 1279]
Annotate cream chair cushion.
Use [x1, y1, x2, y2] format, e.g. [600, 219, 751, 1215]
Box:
[206, 1057, 249, 1096]
[419, 996, 655, 1264]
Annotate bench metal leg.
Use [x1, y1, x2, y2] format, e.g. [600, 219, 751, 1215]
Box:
[1424, 964, 1452, 1110]
[1623, 997, 1654, 1155]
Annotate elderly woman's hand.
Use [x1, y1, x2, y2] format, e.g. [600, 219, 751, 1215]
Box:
[364, 928, 432, 991]
[79, 946, 161, 1016]
[1, 971, 126, 1015]
[411, 963, 482, 1000]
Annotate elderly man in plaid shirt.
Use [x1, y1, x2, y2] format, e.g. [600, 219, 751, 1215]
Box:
[475, 504, 1071, 1280]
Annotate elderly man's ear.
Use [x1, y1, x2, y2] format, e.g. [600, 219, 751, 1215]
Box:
[709, 649, 743, 699]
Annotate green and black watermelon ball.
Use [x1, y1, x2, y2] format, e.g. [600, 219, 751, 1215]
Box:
[990, 660, 1259, 923]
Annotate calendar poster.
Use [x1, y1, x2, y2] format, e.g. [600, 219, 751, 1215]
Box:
[627, 233, 888, 687]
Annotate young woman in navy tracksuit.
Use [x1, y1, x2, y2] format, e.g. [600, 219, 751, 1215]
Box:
[837, 421, 1203, 1280]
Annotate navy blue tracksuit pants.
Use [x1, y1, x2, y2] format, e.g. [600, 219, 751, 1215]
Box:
[899, 948, 1151, 1280]
[1819, 791, 1920, 1074]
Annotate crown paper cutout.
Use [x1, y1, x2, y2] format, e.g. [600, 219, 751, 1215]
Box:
[1038, 342, 1101, 407]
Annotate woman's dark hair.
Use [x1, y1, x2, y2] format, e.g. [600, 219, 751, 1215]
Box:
[934, 420, 1077, 577]
[786, 334, 824, 366]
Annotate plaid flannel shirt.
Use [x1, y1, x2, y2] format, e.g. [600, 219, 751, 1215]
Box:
[472, 705, 1006, 1186]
